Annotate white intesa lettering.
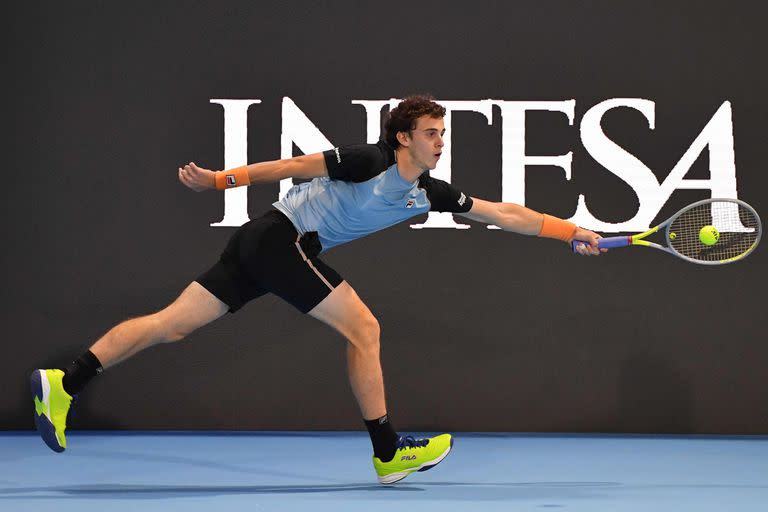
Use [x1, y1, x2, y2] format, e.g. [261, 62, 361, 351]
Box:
[209, 99, 261, 227]
[280, 97, 336, 200]
[492, 100, 576, 230]
[211, 97, 742, 234]
[575, 99, 740, 232]
[351, 99, 391, 143]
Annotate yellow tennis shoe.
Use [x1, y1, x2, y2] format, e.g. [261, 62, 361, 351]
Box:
[30, 369, 73, 453]
[373, 434, 453, 484]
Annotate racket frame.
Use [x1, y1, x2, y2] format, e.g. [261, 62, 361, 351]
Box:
[660, 198, 761, 265]
[575, 198, 762, 265]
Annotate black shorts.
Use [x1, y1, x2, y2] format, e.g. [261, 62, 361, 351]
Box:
[196, 209, 343, 314]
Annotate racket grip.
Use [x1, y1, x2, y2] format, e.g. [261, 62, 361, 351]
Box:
[571, 236, 631, 252]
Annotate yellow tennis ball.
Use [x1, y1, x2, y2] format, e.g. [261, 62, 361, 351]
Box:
[669, 232, 677, 240]
[699, 225, 719, 245]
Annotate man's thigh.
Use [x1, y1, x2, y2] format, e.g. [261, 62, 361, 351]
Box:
[156, 282, 230, 338]
[307, 281, 377, 340]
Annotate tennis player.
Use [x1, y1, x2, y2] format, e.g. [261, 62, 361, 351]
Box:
[31, 95, 604, 484]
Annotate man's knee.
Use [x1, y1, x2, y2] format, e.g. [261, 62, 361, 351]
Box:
[348, 313, 380, 352]
[154, 282, 229, 343]
[153, 310, 194, 343]
[164, 326, 189, 343]
[142, 310, 183, 343]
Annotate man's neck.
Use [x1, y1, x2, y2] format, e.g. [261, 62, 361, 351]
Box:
[394, 148, 425, 183]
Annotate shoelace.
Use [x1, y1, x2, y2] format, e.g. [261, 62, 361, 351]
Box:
[396, 435, 430, 450]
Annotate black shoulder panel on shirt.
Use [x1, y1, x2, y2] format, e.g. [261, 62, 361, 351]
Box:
[323, 141, 396, 182]
[417, 174, 473, 213]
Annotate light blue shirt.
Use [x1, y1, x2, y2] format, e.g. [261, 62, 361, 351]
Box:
[274, 164, 431, 252]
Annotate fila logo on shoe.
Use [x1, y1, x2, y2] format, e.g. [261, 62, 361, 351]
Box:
[401, 455, 417, 461]
[405, 199, 415, 208]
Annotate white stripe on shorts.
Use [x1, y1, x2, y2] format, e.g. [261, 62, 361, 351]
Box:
[294, 236, 334, 291]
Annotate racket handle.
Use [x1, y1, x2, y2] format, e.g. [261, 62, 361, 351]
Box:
[571, 236, 632, 252]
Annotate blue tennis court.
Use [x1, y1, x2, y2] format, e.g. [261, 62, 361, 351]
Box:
[2, 432, 766, 511]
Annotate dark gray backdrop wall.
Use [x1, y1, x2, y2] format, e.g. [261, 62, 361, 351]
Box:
[4, 1, 767, 433]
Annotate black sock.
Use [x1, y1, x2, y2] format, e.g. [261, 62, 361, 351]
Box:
[364, 414, 399, 462]
[62, 350, 103, 395]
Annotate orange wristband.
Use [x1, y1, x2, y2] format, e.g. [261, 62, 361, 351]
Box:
[214, 166, 251, 190]
[538, 214, 577, 242]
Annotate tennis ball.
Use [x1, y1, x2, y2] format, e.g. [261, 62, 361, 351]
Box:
[699, 225, 719, 245]
[669, 232, 677, 240]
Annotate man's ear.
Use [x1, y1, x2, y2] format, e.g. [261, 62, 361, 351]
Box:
[396, 130, 410, 147]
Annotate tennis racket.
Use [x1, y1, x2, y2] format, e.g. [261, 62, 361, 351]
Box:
[572, 198, 762, 265]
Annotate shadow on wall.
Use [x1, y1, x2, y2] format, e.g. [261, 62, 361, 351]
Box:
[616, 352, 695, 433]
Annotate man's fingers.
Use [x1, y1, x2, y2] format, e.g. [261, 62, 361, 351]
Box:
[573, 230, 604, 256]
[179, 167, 196, 188]
[181, 162, 210, 182]
[575, 241, 601, 256]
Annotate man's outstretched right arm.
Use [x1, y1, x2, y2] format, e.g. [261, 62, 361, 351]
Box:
[178, 153, 327, 192]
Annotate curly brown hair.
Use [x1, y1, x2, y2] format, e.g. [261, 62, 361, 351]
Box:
[384, 95, 446, 149]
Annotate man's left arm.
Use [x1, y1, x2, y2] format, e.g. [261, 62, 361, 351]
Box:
[457, 197, 605, 256]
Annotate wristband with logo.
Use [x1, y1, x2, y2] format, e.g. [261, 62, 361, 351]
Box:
[214, 166, 250, 190]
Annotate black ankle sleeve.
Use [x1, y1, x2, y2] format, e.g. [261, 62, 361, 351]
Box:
[62, 350, 103, 395]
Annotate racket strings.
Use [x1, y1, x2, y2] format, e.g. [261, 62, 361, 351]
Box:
[669, 202, 759, 262]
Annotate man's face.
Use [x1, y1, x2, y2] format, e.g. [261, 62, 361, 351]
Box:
[402, 115, 445, 171]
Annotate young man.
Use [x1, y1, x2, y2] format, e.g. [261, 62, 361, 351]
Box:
[31, 96, 604, 484]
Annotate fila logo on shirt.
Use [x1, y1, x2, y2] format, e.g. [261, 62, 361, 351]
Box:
[457, 192, 466, 206]
[333, 147, 341, 164]
[405, 199, 415, 208]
